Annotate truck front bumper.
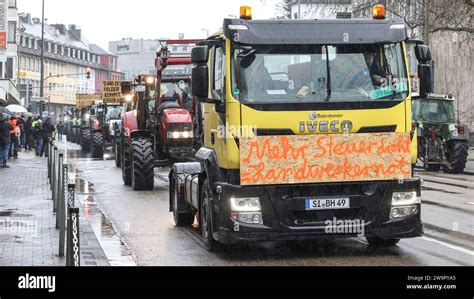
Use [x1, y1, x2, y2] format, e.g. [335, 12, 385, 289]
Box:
[210, 178, 423, 244]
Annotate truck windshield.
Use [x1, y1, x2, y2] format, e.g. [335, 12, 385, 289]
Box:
[106, 106, 123, 120]
[412, 99, 456, 123]
[160, 81, 193, 110]
[232, 43, 408, 103]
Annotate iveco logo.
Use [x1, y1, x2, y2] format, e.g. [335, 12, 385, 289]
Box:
[299, 120, 353, 133]
[309, 112, 317, 120]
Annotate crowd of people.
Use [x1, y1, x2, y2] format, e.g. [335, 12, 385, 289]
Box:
[0, 112, 58, 168]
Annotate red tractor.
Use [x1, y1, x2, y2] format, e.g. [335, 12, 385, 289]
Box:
[117, 40, 201, 190]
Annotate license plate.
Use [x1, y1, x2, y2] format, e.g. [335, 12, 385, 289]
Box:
[305, 198, 350, 210]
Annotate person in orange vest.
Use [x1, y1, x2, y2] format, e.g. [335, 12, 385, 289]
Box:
[0, 113, 13, 168]
[9, 115, 20, 160]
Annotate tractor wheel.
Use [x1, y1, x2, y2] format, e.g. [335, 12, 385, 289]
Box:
[131, 138, 155, 191]
[71, 127, 77, 144]
[444, 141, 469, 174]
[121, 139, 131, 186]
[80, 129, 91, 152]
[171, 173, 194, 226]
[74, 128, 80, 144]
[91, 132, 104, 159]
[114, 134, 121, 168]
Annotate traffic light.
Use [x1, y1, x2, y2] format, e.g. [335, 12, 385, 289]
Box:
[86, 67, 91, 79]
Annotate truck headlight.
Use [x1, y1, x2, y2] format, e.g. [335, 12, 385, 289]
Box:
[390, 206, 419, 219]
[391, 191, 420, 206]
[232, 212, 263, 224]
[230, 197, 261, 212]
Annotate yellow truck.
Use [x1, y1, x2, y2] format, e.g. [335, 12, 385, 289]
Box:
[169, 5, 432, 250]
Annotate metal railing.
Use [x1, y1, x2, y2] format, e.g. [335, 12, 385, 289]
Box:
[47, 140, 81, 266]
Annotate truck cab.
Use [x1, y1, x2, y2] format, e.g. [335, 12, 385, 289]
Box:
[170, 6, 431, 250]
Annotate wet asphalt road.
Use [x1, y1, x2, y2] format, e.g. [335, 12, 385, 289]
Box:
[65, 144, 474, 266]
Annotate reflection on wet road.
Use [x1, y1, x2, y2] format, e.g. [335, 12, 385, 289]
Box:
[64, 144, 474, 266]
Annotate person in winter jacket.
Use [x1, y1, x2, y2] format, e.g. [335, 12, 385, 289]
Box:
[24, 116, 33, 151]
[40, 118, 55, 157]
[0, 113, 13, 168]
[33, 119, 43, 156]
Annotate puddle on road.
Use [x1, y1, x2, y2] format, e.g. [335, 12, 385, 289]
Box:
[74, 176, 138, 266]
[60, 149, 138, 266]
[66, 147, 115, 162]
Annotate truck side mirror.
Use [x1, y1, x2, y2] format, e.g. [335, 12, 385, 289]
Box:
[192, 65, 209, 100]
[418, 63, 433, 97]
[415, 44, 432, 64]
[191, 46, 209, 64]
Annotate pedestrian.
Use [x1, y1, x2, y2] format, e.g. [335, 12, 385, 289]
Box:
[0, 113, 13, 168]
[33, 119, 43, 156]
[57, 120, 64, 140]
[40, 118, 55, 157]
[18, 114, 26, 149]
[24, 116, 33, 151]
[9, 115, 19, 159]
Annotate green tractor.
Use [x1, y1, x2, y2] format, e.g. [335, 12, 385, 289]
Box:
[407, 40, 470, 174]
[412, 94, 469, 173]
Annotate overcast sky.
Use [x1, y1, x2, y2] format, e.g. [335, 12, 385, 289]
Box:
[18, 0, 278, 50]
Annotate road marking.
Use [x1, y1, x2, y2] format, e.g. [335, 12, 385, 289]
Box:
[421, 236, 474, 256]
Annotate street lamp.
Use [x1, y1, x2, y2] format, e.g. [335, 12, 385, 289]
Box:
[298, 0, 301, 19]
[40, 0, 45, 112]
[201, 28, 209, 38]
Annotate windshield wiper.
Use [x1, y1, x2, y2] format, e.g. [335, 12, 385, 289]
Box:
[238, 48, 258, 58]
[174, 82, 187, 94]
[324, 47, 332, 102]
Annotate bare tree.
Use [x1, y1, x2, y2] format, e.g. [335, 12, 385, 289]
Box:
[352, 0, 473, 42]
[270, 0, 352, 20]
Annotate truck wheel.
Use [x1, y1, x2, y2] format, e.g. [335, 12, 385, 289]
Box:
[444, 141, 468, 174]
[131, 138, 154, 191]
[121, 139, 131, 186]
[91, 132, 104, 159]
[200, 179, 218, 251]
[366, 237, 400, 247]
[80, 129, 91, 152]
[114, 135, 121, 168]
[171, 174, 194, 226]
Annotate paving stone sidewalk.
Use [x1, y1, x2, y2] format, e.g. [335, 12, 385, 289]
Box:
[0, 150, 109, 266]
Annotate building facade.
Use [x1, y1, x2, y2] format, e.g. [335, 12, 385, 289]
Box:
[89, 44, 123, 94]
[109, 38, 195, 80]
[0, 0, 20, 106]
[18, 13, 124, 118]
